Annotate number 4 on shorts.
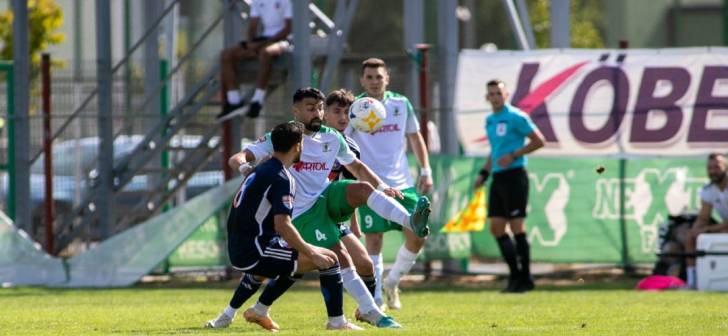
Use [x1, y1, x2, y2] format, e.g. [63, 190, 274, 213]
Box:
[315, 229, 327, 242]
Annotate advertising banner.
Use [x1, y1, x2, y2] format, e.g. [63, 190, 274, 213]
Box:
[455, 48, 728, 156]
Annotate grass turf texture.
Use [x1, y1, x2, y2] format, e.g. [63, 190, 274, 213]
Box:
[1, 280, 727, 335]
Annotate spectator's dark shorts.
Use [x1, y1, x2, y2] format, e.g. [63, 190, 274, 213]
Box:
[488, 167, 529, 219]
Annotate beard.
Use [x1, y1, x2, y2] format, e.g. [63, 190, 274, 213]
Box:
[710, 171, 727, 184]
[305, 117, 322, 132]
[293, 151, 302, 164]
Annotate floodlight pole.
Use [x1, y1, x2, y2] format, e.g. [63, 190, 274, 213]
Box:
[12, 0, 31, 233]
[96, 0, 115, 239]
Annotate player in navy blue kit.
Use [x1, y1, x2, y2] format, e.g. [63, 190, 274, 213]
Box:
[206, 121, 362, 331]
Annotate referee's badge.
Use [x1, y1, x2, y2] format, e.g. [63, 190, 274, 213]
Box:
[496, 122, 507, 136]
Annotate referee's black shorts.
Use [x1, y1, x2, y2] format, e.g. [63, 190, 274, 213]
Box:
[488, 167, 529, 219]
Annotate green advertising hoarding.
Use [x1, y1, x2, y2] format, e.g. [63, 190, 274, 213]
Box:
[166, 155, 708, 268]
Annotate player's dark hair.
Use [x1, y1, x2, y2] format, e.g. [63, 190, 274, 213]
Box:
[487, 79, 505, 87]
[325, 89, 355, 108]
[361, 58, 388, 73]
[708, 152, 725, 161]
[292, 87, 325, 104]
[271, 121, 304, 153]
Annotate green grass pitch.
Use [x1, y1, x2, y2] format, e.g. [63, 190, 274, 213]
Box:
[1, 280, 727, 335]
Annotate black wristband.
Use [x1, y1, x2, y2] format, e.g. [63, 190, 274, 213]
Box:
[479, 169, 490, 181]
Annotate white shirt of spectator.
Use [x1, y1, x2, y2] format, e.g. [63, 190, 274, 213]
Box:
[250, 0, 292, 38]
[700, 182, 728, 223]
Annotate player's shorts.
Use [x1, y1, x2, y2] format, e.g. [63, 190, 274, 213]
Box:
[230, 237, 298, 279]
[359, 187, 419, 234]
[293, 180, 356, 248]
[488, 167, 529, 219]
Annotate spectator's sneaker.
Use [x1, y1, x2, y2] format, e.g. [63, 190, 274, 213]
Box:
[243, 308, 280, 332]
[325, 319, 364, 330]
[205, 312, 233, 328]
[246, 101, 263, 118]
[383, 283, 402, 310]
[409, 196, 431, 238]
[217, 101, 247, 122]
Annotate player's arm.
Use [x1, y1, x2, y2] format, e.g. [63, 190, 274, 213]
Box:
[407, 132, 433, 194]
[344, 159, 404, 199]
[228, 149, 258, 176]
[246, 17, 261, 50]
[496, 130, 545, 168]
[274, 215, 318, 258]
[474, 157, 492, 189]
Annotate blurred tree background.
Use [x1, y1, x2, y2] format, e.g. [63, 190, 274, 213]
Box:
[0, 0, 65, 62]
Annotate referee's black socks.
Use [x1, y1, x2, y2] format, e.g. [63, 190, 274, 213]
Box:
[514, 233, 531, 279]
[496, 235, 520, 278]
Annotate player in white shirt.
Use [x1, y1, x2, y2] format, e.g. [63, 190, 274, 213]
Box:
[219, 0, 293, 121]
[685, 152, 728, 289]
[228, 87, 431, 329]
[345, 58, 433, 310]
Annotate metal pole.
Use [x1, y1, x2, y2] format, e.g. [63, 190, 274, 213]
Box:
[292, 0, 312, 89]
[144, 0, 163, 194]
[618, 40, 631, 273]
[1, 62, 16, 221]
[437, 0, 459, 155]
[416, 44, 431, 148]
[724, 0, 728, 46]
[501, 0, 531, 50]
[222, 0, 237, 182]
[42, 53, 55, 254]
[12, 0, 31, 232]
[319, 0, 358, 92]
[73, 0, 83, 81]
[403, 0, 424, 115]
[96, 0, 115, 239]
[550, 0, 571, 48]
[514, 0, 536, 48]
[123, 0, 132, 135]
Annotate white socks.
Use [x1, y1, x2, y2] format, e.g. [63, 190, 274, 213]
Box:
[328, 315, 346, 327]
[341, 267, 381, 316]
[252, 88, 266, 103]
[252, 302, 270, 316]
[224, 305, 237, 318]
[366, 190, 411, 230]
[385, 246, 419, 289]
[371, 254, 384, 305]
[226, 90, 242, 105]
[687, 266, 696, 289]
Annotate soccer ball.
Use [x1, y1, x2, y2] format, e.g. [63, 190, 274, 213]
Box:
[349, 97, 386, 133]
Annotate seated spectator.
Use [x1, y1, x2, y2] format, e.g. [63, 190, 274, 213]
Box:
[685, 152, 728, 289]
[218, 0, 292, 121]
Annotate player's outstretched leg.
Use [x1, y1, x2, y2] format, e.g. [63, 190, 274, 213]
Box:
[347, 183, 431, 237]
[320, 263, 364, 330]
[206, 273, 263, 328]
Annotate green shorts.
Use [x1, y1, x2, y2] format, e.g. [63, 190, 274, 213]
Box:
[359, 187, 419, 234]
[293, 180, 356, 248]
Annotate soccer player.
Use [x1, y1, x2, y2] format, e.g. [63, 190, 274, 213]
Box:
[473, 79, 545, 293]
[346, 58, 433, 310]
[228, 87, 431, 328]
[323, 89, 382, 320]
[205, 121, 355, 331]
[684, 153, 728, 289]
[218, 0, 292, 121]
